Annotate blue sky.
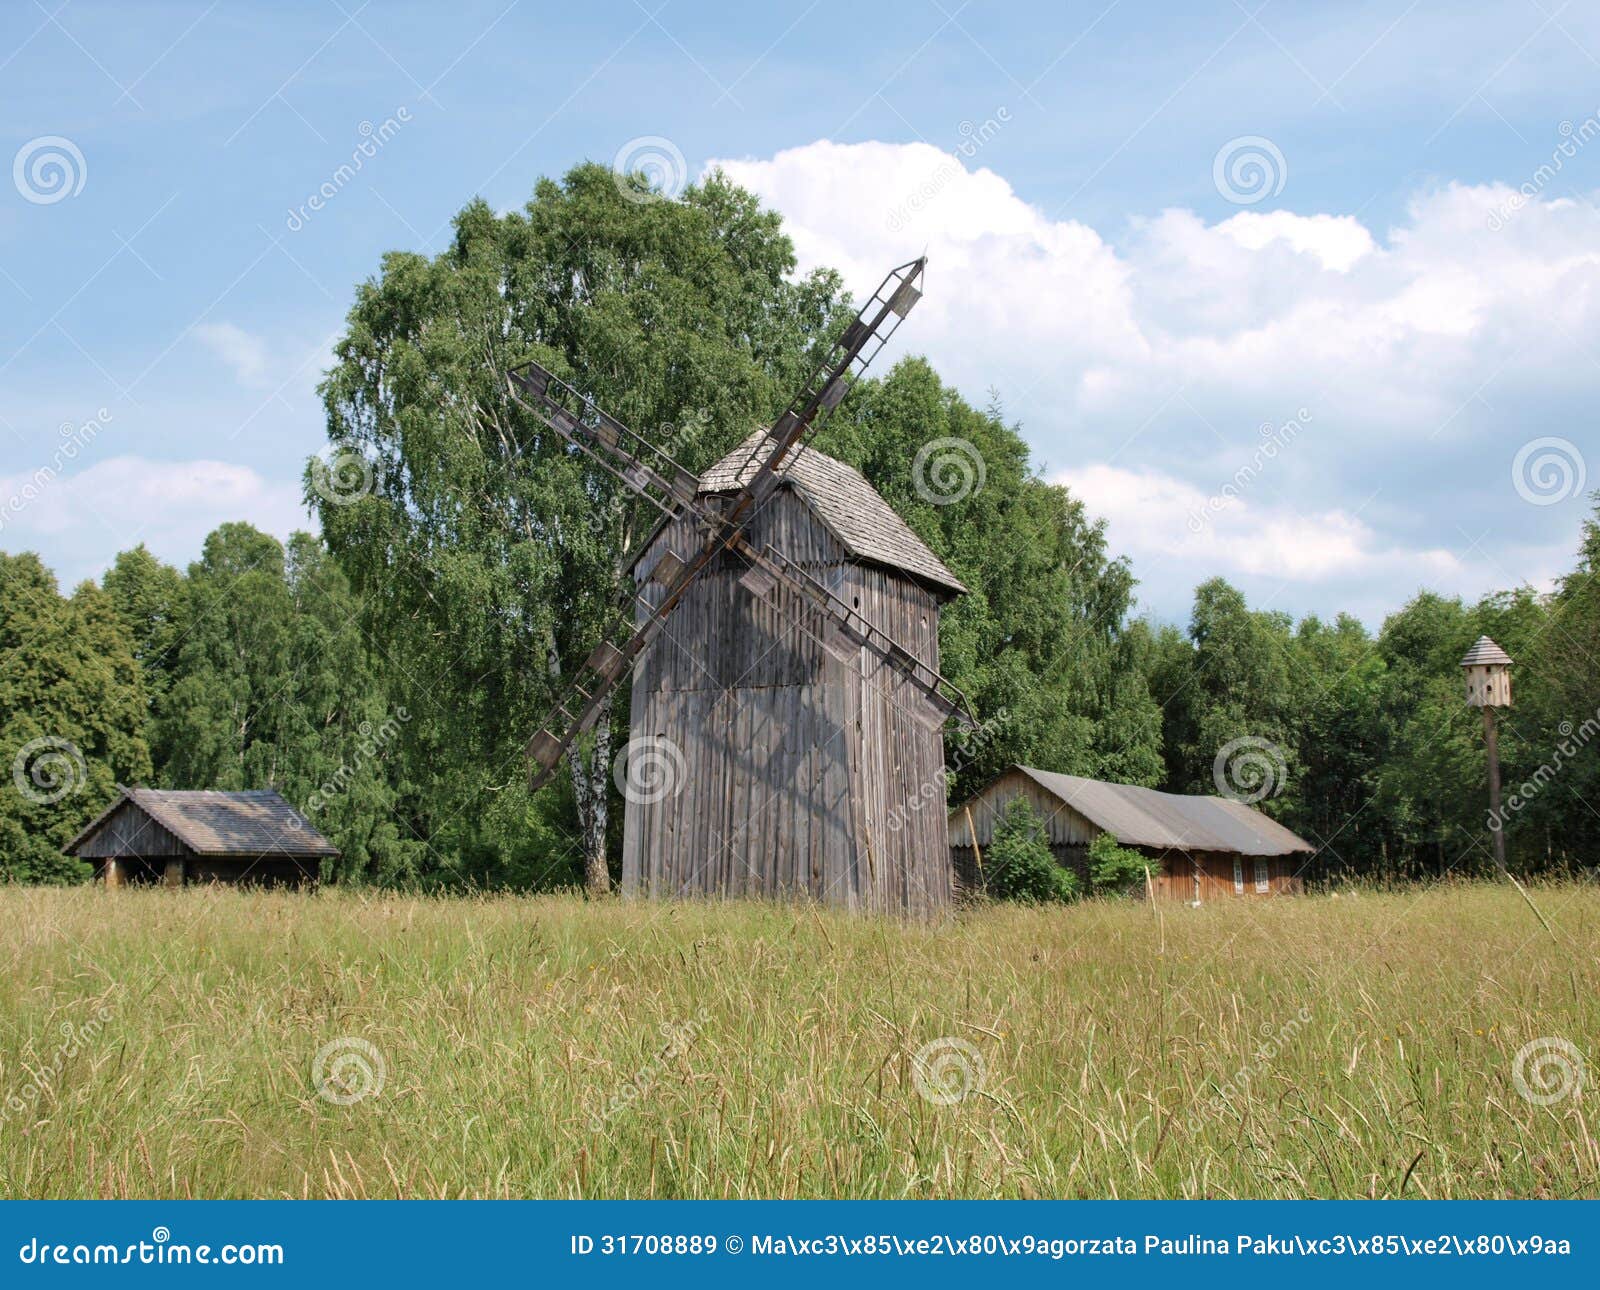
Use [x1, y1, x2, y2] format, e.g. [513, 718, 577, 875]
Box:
[2, 0, 1597, 626]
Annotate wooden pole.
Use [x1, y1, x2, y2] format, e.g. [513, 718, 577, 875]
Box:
[964, 806, 984, 891]
[1483, 706, 1507, 874]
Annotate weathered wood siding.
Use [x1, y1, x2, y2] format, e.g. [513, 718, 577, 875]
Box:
[623, 489, 953, 915]
[947, 768, 1100, 848]
[74, 800, 188, 858]
[1149, 852, 1305, 901]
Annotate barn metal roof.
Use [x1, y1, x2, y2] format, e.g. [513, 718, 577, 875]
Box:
[66, 787, 339, 858]
[988, 766, 1313, 856]
[1460, 636, 1512, 667]
[697, 430, 967, 598]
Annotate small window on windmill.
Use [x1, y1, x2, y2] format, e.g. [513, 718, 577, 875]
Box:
[1254, 858, 1270, 893]
[1233, 858, 1244, 894]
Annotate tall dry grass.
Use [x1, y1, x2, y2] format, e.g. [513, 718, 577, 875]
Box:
[0, 882, 1593, 1198]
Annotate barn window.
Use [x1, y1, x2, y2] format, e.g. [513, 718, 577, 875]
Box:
[1254, 858, 1270, 893]
[1233, 858, 1244, 894]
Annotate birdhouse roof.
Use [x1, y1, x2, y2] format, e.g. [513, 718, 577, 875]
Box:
[65, 787, 339, 858]
[1460, 636, 1513, 668]
[695, 430, 967, 597]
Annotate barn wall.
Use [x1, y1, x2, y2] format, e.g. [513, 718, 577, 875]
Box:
[1149, 852, 1306, 901]
[74, 801, 188, 858]
[623, 488, 952, 915]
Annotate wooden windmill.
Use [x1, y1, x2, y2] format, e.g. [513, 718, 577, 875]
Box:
[506, 258, 974, 914]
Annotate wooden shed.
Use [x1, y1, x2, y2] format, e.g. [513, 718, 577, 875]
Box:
[621, 431, 967, 915]
[65, 787, 338, 888]
[949, 766, 1312, 900]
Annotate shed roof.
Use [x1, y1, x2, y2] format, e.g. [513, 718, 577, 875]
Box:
[965, 766, 1313, 857]
[65, 787, 339, 858]
[692, 430, 966, 598]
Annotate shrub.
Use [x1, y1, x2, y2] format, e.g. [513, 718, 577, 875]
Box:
[984, 799, 1079, 903]
[1088, 832, 1149, 894]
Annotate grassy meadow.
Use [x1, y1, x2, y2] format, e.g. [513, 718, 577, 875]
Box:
[0, 881, 1594, 1199]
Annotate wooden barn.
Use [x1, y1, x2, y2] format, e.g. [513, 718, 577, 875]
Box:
[949, 766, 1313, 900]
[621, 430, 967, 915]
[65, 787, 338, 888]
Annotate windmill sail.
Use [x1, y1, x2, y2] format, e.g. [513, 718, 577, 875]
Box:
[506, 256, 966, 792]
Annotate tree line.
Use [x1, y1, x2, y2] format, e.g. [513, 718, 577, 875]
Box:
[3, 164, 1596, 887]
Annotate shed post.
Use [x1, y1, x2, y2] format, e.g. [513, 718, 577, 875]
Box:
[163, 858, 185, 888]
[103, 858, 124, 889]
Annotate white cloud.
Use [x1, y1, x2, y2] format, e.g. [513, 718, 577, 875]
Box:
[1061, 460, 1459, 583]
[0, 456, 309, 586]
[194, 321, 271, 387]
[708, 142, 1599, 622]
[1215, 210, 1376, 273]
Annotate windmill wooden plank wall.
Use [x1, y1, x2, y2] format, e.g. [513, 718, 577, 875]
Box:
[622, 481, 955, 915]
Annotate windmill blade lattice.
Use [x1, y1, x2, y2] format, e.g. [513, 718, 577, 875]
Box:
[506, 256, 961, 791]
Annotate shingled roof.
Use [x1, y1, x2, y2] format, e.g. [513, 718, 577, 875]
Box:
[66, 787, 339, 858]
[988, 767, 1313, 857]
[1460, 636, 1513, 667]
[694, 430, 966, 597]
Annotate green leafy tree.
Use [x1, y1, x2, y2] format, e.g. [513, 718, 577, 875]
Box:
[150, 525, 419, 881]
[1087, 831, 1148, 894]
[0, 554, 149, 881]
[1156, 579, 1296, 807]
[102, 544, 189, 712]
[984, 798, 1078, 903]
[314, 163, 841, 891]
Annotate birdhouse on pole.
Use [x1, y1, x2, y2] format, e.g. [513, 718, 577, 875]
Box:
[1461, 636, 1512, 708]
[1461, 635, 1512, 874]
